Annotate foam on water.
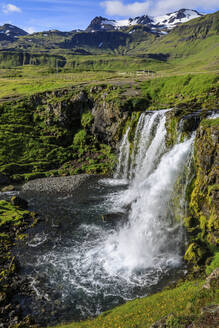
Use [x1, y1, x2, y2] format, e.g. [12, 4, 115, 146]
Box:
[23, 110, 195, 321]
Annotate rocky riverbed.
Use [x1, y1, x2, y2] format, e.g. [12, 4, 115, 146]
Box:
[22, 174, 97, 194]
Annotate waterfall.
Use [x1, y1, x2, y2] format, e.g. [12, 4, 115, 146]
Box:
[103, 110, 194, 273]
[114, 127, 130, 180]
[115, 110, 168, 181]
[24, 109, 196, 321]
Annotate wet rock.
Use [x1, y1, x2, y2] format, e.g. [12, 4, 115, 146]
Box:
[180, 112, 201, 133]
[102, 212, 127, 224]
[22, 174, 96, 194]
[1, 185, 15, 192]
[10, 196, 28, 209]
[203, 268, 219, 289]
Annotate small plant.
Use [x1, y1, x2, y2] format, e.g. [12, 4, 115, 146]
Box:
[206, 252, 219, 275]
[81, 111, 93, 128]
[73, 130, 86, 146]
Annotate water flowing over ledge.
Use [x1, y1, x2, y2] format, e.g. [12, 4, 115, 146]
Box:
[16, 109, 195, 325]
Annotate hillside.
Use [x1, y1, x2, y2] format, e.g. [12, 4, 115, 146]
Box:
[0, 10, 218, 73]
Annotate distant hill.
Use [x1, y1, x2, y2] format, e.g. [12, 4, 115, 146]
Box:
[0, 9, 218, 72]
[0, 24, 27, 42]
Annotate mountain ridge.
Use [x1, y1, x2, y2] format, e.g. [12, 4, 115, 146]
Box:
[0, 8, 203, 38]
[0, 10, 218, 72]
[86, 9, 203, 34]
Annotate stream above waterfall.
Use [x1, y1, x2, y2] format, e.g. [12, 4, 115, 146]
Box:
[3, 110, 195, 326]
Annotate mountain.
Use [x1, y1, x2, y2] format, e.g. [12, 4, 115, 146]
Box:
[86, 9, 203, 33]
[151, 9, 202, 29]
[0, 8, 204, 50]
[0, 10, 217, 72]
[0, 24, 28, 41]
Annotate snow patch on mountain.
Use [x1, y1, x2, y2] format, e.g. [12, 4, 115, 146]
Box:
[153, 9, 202, 29]
[86, 9, 203, 33]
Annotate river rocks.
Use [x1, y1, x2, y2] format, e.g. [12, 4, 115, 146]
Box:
[22, 174, 96, 193]
[10, 196, 28, 209]
[102, 212, 127, 225]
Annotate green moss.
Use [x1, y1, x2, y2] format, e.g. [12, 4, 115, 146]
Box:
[0, 200, 30, 227]
[201, 117, 219, 128]
[206, 252, 219, 275]
[81, 111, 93, 128]
[73, 130, 87, 146]
[184, 243, 208, 265]
[165, 115, 178, 148]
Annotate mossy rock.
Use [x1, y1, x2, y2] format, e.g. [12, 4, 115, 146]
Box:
[184, 242, 209, 265]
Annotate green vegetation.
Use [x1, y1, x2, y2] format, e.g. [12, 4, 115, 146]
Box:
[0, 90, 117, 182]
[206, 252, 219, 275]
[0, 200, 31, 227]
[0, 73, 217, 183]
[0, 12, 218, 76]
[0, 66, 119, 99]
[0, 199, 37, 328]
[140, 73, 219, 109]
[183, 117, 219, 267]
[47, 279, 218, 328]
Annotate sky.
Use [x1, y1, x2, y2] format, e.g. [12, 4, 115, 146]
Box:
[0, 0, 218, 33]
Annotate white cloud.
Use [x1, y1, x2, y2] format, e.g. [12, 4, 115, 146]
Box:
[100, 1, 151, 17]
[149, 0, 219, 16]
[3, 4, 22, 14]
[26, 27, 35, 34]
[100, 0, 219, 17]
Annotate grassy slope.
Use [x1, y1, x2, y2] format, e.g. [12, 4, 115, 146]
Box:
[141, 11, 219, 73]
[48, 279, 218, 328]
[0, 13, 218, 76]
[0, 67, 120, 99]
[0, 73, 218, 183]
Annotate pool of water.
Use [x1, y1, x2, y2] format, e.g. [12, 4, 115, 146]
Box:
[2, 176, 185, 327]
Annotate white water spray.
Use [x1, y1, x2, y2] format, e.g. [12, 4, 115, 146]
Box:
[104, 136, 193, 273]
[26, 109, 195, 319]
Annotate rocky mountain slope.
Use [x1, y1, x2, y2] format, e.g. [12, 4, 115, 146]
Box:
[86, 9, 202, 33]
[0, 8, 205, 53]
[0, 24, 27, 42]
[0, 10, 217, 72]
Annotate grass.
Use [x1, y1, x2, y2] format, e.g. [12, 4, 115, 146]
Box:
[206, 252, 219, 275]
[0, 66, 120, 99]
[0, 72, 217, 182]
[0, 200, 31, 227]
[47, 279, 218, 328]
[140, 73, 219, 109]
[0, 60, 218, 101]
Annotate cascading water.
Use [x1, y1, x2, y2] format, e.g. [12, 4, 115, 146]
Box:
[102, 111, 194, 273]
[15, 109, 195, 325]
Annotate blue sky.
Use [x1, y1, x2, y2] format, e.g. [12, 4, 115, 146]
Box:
[0, 0, 218, 33]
